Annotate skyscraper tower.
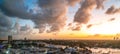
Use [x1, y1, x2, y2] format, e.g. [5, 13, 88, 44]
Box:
[8, 35, 12, 44]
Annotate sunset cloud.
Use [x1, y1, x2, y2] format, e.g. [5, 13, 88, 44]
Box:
[74, 0, 105, 30]
[74, 0, 105, 24]
[0, 0, 119, 38]
[106, 5, 120, 14]
[0, 0, 81, 33]
[108, 18, 115, 22]
[87, 24, 93, 28]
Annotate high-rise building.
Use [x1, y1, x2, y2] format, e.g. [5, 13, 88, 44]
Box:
[24, 37, 27, 40]
[8, 35, 12, 44]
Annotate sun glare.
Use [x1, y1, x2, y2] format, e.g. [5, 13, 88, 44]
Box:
[88, 22, 120, 35]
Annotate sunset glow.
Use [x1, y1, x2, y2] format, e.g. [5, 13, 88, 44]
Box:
[0, 0, 120, 40]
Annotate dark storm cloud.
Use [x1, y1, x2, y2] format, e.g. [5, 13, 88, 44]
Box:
[19, 24, 32, 34]
[0, 10, 12, 36]
[0, 0, 34, 19]
[20, 24, 30, 31]
[0, 0, 81, 33]
[0, 13, 12, 32]
[106, 5, 120, 14]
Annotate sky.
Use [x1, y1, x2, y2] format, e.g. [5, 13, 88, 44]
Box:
[0, 0, 120, 40]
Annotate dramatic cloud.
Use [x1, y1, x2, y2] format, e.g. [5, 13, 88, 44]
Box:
[14, 22, 20, 34]
[0, 0, 34, 19]
[106, 5, 120, 14]
[37, 0, 82, 32]
[73, 0, 105, 31]
[13, 21, 32, 35]
[0, 10, 12, 36]
[0, 0, 82, 33]
[74, 0, 105, 24]
[35, 0, 68, 33]
[20, 24, 32, 34]
[0, 0, 106, 35]
[20, 24, 31, 31]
